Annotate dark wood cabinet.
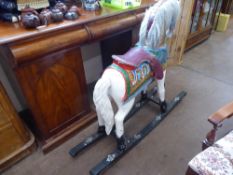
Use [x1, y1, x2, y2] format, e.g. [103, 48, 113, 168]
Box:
[0, 0, 195, 153]
[15, 47, 90, 140]
[0, 1, 154, 152]
[185, 0, 223, 50]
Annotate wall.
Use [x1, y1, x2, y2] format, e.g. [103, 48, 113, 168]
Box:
[81, 42, 103, 84]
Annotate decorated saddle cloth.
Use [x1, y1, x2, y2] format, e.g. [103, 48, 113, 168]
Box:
[112, 45, 168, 80]
[108, 61, 153, 102]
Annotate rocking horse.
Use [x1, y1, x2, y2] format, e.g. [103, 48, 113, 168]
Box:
[94, 0, 180, 150]
[70, 0, 186, 174]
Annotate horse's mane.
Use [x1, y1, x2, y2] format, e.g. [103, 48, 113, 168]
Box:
[139, 0, 180, 49]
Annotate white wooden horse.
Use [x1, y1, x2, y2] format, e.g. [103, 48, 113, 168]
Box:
[93, 0, 180, 150]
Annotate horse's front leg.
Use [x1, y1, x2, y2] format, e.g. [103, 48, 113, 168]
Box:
[157, 70, 167, 113]
[115, 98, 135, 151]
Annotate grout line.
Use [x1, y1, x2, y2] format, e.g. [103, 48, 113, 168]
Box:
[178, 64, 233, 87]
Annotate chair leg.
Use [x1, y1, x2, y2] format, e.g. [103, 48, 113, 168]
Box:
[202, 126, 218, 150]
[185, 167, 198, 175]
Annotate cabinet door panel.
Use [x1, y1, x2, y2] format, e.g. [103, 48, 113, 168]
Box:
[16, 46, 90, 139]
[191, 0, 202, 33]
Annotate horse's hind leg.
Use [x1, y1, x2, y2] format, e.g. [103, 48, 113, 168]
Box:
[157, 70, 167, 112]
[115, 98, 135, 150]
[96, 111, 106, 134]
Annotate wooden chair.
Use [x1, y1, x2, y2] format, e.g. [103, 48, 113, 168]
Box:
[186, 102, 233, 175]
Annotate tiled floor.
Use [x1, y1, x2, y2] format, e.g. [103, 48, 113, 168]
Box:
[3, 20, 233, 175]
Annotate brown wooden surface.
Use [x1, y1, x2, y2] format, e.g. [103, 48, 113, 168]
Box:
[0, 1, 153, 45]
[0, 82, 35, 171]
[202, 102, 233, 150]
[185, 26, 212, 50]
[0, 1, 156, 152]
[0, 0, 193, 65]
[0, 3, 153, 67]
[43, 110, 96, 153]
[15, 46, 90, 140]
[169, 0, 195, 64]
[0, 82, 29, 159]
[208, 102, 233, 126]
[0, 0, 193, 152]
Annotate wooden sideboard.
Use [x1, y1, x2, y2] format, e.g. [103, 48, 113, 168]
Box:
[0, 1, 155, 153]
[0, 82, 35, 171]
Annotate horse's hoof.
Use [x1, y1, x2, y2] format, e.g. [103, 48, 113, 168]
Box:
[160, 101, 167, 113]
[140, 91, 147, 101]
[117, 136, 127, 151]
[97, 126, 106, 134]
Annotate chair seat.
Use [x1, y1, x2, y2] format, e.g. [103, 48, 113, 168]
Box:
[214, 130, 233, 160]
[189, 130, 233, 175]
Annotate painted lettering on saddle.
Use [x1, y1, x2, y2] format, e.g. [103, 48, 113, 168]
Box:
[131, 63, 150, 86]
[112, 47, 164, 80]
[109, 62, 153, 102]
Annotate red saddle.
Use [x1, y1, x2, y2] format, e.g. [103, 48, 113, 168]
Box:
[112, 47, 164, 79]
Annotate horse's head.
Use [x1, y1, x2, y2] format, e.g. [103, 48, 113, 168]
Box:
[139, 0, 180, 49]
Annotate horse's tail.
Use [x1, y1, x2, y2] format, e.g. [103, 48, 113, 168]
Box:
[93, 74, 114, 135]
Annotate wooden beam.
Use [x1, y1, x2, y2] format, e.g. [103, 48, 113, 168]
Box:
[168, 0, 195, 65]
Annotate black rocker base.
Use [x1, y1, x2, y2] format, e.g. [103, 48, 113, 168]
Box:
[69, 95, 150, 157]
[90, 91, 187, 175]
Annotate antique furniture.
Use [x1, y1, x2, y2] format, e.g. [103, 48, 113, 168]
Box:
[221, 0, 233, 14]
[0, 0, 194, 153]
[186, 102, 233, 175]
[185, 0, 223, 50]
[94, 0, 180, 149]
[0, 0, 158, 153]
[0, 82, 35, 172]
[69, 2, 187, 174]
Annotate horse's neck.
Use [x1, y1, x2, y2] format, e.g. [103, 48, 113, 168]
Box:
[142, 39, 168, 51]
